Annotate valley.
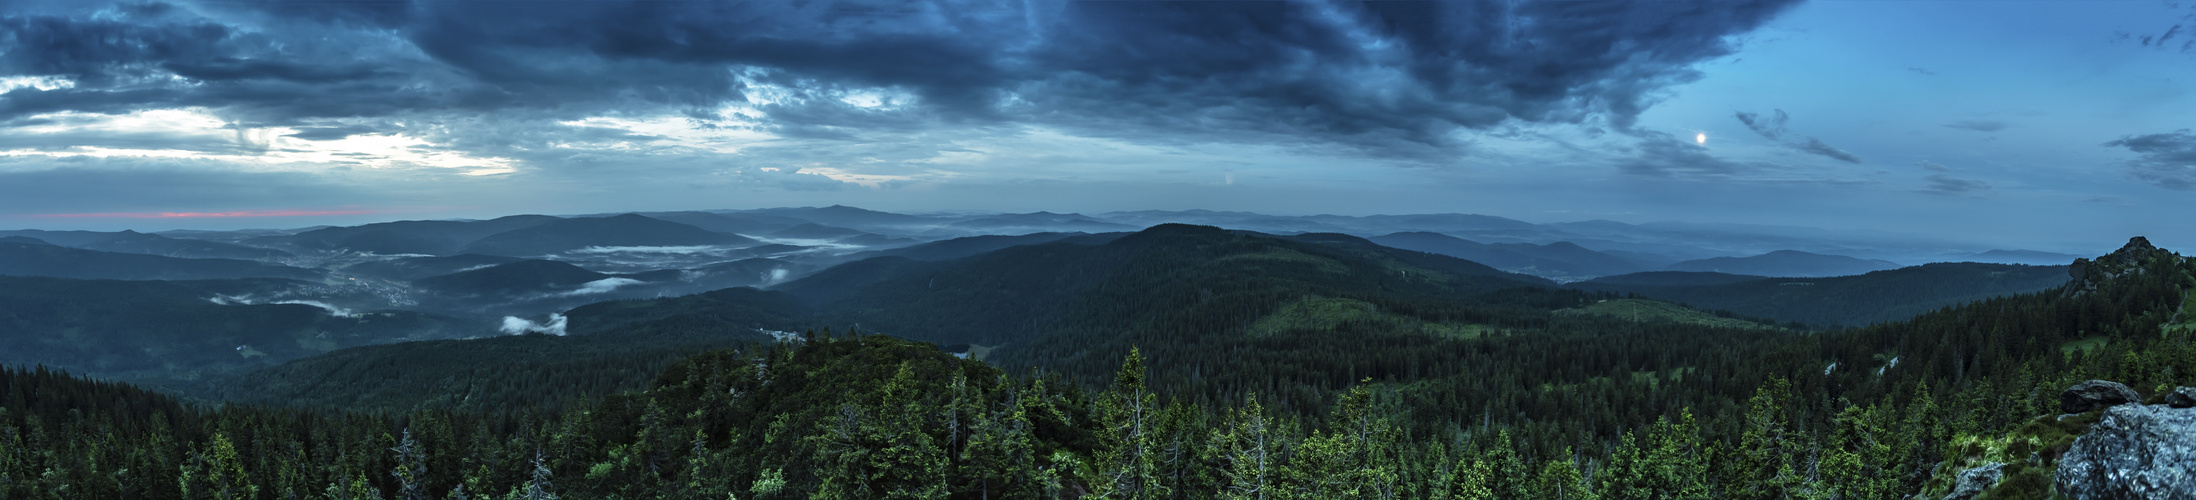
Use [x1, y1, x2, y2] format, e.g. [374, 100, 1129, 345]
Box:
[1, 206, 2183, 499]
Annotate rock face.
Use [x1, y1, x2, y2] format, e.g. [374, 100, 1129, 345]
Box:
[1943, 462, 2004, 500]
[2063, 380, 2143, 414]
[2055, 404, 2196, 499]
[2172, 387, 2196, 409]
[2065, 236, 2169, 296]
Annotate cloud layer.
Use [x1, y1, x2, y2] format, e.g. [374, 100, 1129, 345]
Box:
[2108, 129, 2196, 190]
[2, 0, 1804, 155]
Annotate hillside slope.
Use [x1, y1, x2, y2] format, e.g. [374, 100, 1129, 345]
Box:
[1664, 249, 1900, 277]
[459, 214, 759, 257]
[1574, 262, 2072, 327]
[0, 241, 322, 281]
[0, 276, 471, 386]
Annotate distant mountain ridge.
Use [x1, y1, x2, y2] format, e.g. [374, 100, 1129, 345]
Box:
[1663, 250, 1900, 278]
[458, 214, 759, 257]
[339, 254, 523, 282]
[1572, 262, 2072, 327]
[413, 259, 625, 296]
[263, 215, 560, 255]
[0, 240, 322, 281]
[0, 229, 291, 260]
[1369, 231, 1645, 280]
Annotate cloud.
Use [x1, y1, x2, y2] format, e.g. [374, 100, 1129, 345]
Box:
[1796, 137, 1862, 164]
[1906, 66, 1937, 76]
[3, 0, 1805, 157]
[1733, 109, 1861, 163]
[555, 277, 644, 297]
[1943, 120, 2008, 132]
[2106, 129, 2196, 190]
[499, 313, 568, 336]
[285, 125, 386, 141]
[273, 300, 357, 318]
[1915, 160, 1953, 172]
[1923, 174, 1989, 194]
[1735, 109, 1788, 140]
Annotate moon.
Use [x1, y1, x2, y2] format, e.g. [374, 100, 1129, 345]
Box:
[1696, 132, 1708, 145]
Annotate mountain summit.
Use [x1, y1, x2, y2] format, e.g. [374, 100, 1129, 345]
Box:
[2066, 236, 2179, 296]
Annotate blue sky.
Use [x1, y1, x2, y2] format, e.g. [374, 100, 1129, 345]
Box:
[0, 0, 2190, 252]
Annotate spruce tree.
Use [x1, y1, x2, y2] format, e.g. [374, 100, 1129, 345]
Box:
[1531, 449, 1597, 500]
[1093, 348, 1161, 499]
[391, 429, 429, 500]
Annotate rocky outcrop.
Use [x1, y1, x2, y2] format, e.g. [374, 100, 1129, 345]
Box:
[2063, 380, 2143, 413]
[2066, 236, 2170, 297]
[2171, 387, 2196, 409]
[1943, 462, 2005, 500]
[2055, 404, 2196, 499]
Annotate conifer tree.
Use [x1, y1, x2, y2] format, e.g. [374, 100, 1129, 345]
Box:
[1531, 449, 1597, 500]
[871, 362, 948, 500]
[1093, 348, 1161, 499]
[961, 378, 1038, 499]
[523, 449, 558, 500]
[182, 433, 256, 500]
[1215, 394, 1275, 500]
[392, 429, 429, 500]
[1727, 379, 1803, 499]
[1481, 431, 1528, 499]
[1447, 455, 1494, 500]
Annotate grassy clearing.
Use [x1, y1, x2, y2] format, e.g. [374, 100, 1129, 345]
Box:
[2060, 336, 2110, 357]
[1538, 367, 1697, 393]
[2166, 290, 2196, 336]
[1556, 299, 1778, 330]
[1914, 411, 2101, 500]
[1216, 248, 1350, 274]
[1250, 296, 1493, 339]
[1420, 323, 1497, 341]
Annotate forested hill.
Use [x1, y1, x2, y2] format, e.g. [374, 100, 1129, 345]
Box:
[3, 236, 2191, 499]
[0, 276, 473, 387]
[0, 239, 323, 281]
[1571, 261, 2073, 327]
[607, 223, 1552, 349]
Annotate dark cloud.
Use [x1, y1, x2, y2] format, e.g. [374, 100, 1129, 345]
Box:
[2138, 24, 2191, 52]
[0, 14, 231, 87]
[284, 124, 386, 141]
[2106, 129, 2196, 190]
[1734, 109, 1860, 163]
[1735, 109, 1788, 139]
[1909, 159, 1984, 194]
[1, 0, 1805, 156]
[1943, 119, 2008, 132]
[1923, 174, 1988, 194]
[1797, 137, 1861, 164]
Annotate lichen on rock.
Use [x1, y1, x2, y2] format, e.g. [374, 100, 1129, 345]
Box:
[2054, 404, 2196, 499]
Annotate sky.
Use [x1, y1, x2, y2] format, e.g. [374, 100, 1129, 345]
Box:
[0, 0, 2191, 251]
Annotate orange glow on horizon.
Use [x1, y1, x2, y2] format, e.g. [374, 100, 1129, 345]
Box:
[24, 210, 378, 219]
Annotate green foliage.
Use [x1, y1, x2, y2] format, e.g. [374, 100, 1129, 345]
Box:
[1531, 449, 1596, 500]
[1557, 298, 1780, 330]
